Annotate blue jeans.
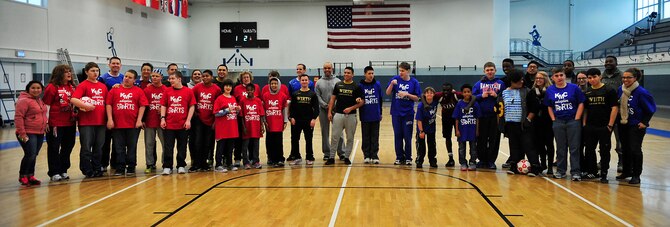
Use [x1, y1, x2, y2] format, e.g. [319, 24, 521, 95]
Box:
[392, 114, 414, 161]
[552, 119, 582, 175]
[18, 134, 44, 177]
[112, 128, 140, 171]
[78, 125, 106, 175]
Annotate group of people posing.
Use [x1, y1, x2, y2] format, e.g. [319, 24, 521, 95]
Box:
[13, 56, 655, 187]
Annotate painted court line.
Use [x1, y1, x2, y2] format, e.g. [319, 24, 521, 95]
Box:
[36, 175, 160, 227]
[542, 177, 633, 226]
[328, 139, 359, 227]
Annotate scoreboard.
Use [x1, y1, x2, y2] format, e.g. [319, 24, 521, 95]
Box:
[220, 22, 269, 48]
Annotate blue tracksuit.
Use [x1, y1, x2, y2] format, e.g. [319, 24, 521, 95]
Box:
[388, 75, 421, 161]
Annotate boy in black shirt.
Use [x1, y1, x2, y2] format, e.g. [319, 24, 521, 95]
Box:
[326, 67, 364, 165]
[583, 68, 618, 183]
[288, 74, 320, 165]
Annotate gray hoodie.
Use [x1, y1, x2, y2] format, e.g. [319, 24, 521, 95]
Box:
[315, 74, 341, 109]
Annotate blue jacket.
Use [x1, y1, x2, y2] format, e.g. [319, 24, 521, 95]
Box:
[472, 77, 505, 117]
[288, 77, 314, 95]
[618, 86, 656, 127]
[359, 79, 383, 122]
[99, 72, 124, 90]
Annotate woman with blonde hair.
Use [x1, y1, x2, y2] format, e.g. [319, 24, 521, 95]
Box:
[531, 71, 555, 175]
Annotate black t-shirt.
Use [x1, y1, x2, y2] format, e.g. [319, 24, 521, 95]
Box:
[584, 84, 618, 127]
[290, 89, 319, 121]
[332, 81, 362, 114]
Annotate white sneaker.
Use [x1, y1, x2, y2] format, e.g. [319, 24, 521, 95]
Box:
[60, 173, 70, 180]
[177, 167, 187, 174]
[51, 174, 63, 182]
[364, 158, 371, 164]
[232, 166, 239, 171]
[161, 168, 172, 175]
[215, 166, 227, 173]
[373, 159, 380, 164]
[292, 159, 302, 165]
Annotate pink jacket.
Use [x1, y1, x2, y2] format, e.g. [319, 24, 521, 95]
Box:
[15, 92, 48, 138]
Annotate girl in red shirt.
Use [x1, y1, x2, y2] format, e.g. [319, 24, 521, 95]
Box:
[71, 62, 108, 178]
[213, 79, 240, 172]
[42, 64, 76, 181]
[240, 84, 265, 169]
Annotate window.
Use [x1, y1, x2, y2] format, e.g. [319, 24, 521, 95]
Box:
[13, 0, 47, 7]
[665, 0, 670, 18]
[636, 0, 659, 21]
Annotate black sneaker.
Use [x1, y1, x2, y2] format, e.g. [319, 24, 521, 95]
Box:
[501, 162, 511, 169]
[600, 175, 609, 184]
[339, 155, 346, 161]
[616, 173, 632, 180]
[416, 164, 423, 168]
[188, 167, 199, 173]
[445, 159, 455, 167]
[343, 158, 352, 165]
[322, 157, 329, 161]
[325, 159, 335, 165]
[113, 169, 124, 176]
[430, 163, 438, 168]
[274, 161, 285, 167]
[629, 176, 641, 184]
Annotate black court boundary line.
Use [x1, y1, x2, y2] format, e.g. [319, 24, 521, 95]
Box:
[151, 166, 514, 227]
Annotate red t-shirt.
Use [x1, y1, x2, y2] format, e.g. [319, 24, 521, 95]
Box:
[106, 86, 149, 129]
[262, 91, 289, 132]
[233, 84, 260, 102]
[73, 80, 107, 126]
[42, 84, 75, 127]
[192, 83, 222, 126]
[213, 95, 239, 140]
[161, 86, 196, 130]
[143, 84, 168, 128]
[241, 97, 265, 138]
[261, 84, 290, 97]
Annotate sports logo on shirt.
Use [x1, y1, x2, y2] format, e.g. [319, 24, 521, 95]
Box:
[151, 93, 163, 100]
[120, 92, 133, 99]
[170, 96, 183, 103]
[268, 100, 279, 107]
[200, 93, 212, 100]
[399, 84, 409, 91]
[91, 88, 103, 96]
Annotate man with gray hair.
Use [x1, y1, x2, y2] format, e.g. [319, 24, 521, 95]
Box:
[315, 62, 344, 161]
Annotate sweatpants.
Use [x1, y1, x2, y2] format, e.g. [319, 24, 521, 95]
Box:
[112, 128, 140, 171]
[330, 113, 357, 159]
[266, 131, 285, 163]
[319, 107, 344, 159]
[46, 125, 76, 177]
[290, 120, 315, 161]
[163, 129, 188, 169]
[392, 114, 414, 161]
[361, 121, 380, 159]
[415, 132, 436, 165]
[144, 127, 164, 167]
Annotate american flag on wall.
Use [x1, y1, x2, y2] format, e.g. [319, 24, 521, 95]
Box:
[326, 4, 410, 49]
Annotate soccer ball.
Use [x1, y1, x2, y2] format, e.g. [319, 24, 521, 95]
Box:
[517, 160, 531, 174]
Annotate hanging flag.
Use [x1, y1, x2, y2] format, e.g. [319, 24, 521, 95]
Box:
[131, 0, 146, 6]
[326, 4, 410, 49]
[150, 0, 159, 9]
[181, 0, 189, 18]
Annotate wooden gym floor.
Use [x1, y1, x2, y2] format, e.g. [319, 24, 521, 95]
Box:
[1, 106, 669, 226]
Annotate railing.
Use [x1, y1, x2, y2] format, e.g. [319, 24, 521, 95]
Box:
[577, 41, 670, 60]
[509, 39, 573, 65]
[587, 12, 660, 52]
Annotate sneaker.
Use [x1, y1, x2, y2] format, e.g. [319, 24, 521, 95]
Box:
[339, 155, 346, 161]
[460, 165, 467, 171]
[583, 173, 597, 180]
[363, 158, 371, 164]
[546, 169, 554, 175]
[188, 167, 199, 173]
[178, 167, 187, 174]
[126, 171, 136, 176]
[244, 164, 252, 169]
[430, 163, 438, 168]
[616, 174, 632, 180]
[553, 173, 566, 179]
[200, 167, 212, 172]
[145, 167, 153, 174]
[506, 170, 515, 175]
[292, 159, 302, 165]
[275, 161, 285, 167]
[113, 170, 124, 176]
[306, 160, 314, 165]
[232, 166, 239, 171]
[234, 160, 241, 168]
[572, 175, 581, 181]
[502, 162, 511, 169]
[488, 162, 497, 169]
[600, 176, 609, 184]
[629, 176, 641, 184]
[19, 176, 30, 186]
[372, 159, 380, 164]
[323, 157, 329, 161]
[344, 158, 352, 165]
[253, 162, 263, 169]
[405, 160, 412, 166]
[325, 158, 335, 165]
[93, 171, 104, 177]
[60, 173, 70, 180]
[162, 168, 172, 175]
[394, 160, 401, 165]
[527, 172, 536, 177]
[28, 176, 41, 185]
[215, 166, 226, 172]
[446, 159, 455, 167]
[416, 164, 423, 168]
[51, 174, 63, 182]
[467, 165, 476, 171]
